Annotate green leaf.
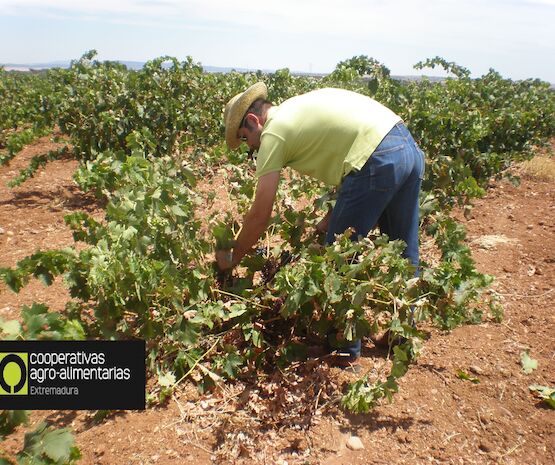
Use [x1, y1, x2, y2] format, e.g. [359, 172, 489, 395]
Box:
[22, 302, 50, 316]
[170, 205, 187, 217]
[278, 342, 307, 366]
[177, 320, 199, 346]
[529, 385, 555, 409]
[62, 320, 86, 340]
[323, 274, 341, 303]
[520, 351, 538, 374]
[158, 371, 176, 387]
[243, 325, 263, 348]
[456, 369, 480, 384]
[122, 226, 137, 240]
[18, 422, 80, 464]
[212, 222, 235, 250]
[222, 352, 244, 379]
[227, 304, 247, 319]
[352, 283, 371, 307]
[0, 319, 22, 338]
[42, 428, 78, 462]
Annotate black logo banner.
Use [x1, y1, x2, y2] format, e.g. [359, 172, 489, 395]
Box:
[0, 340, 145, 410]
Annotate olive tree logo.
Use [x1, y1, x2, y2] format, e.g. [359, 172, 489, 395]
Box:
[0, 353, 28, 395]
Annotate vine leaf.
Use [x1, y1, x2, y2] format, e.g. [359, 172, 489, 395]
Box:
[529, 385, 555, 409]
[520, 351, 538, 374]
[18, 422, 81, 464]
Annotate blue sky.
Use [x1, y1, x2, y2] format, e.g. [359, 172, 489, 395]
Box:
[1, 0, 554, 82]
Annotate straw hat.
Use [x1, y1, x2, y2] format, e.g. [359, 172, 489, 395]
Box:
[224, 82, 268, 149]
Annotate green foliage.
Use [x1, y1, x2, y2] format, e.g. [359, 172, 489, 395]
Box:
[414, 56, 471, 78]
[0, 68, 65, 167]
[264, 68, 319, 103]
[16, 422, 80, 465]
[273, 233, 416, 341]
[7, 147, 69, 187]
[332, 55, 392, 94]
[421, 213, 496, 329]
[342, 344, 413, 412]
[0, 250, 77, 293]
[1, 415, 79, 465]
[67, 153, 212, 343]
[0, 411, 29, 439]
[0, 303, 85, 341]
[399, 66, 555, 209]
[1, 53, 554, 418]
[56, 51, 223, 161]
[212, 221, 237, 250]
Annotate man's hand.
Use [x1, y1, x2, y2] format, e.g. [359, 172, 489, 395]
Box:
[216, 249, 234, 271]
[316, 209, 332, 234]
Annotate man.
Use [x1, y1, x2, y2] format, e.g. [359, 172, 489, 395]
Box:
[216, 82, 424, 361]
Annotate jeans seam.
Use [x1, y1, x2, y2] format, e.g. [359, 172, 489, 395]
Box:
[372, 143, 405, 156]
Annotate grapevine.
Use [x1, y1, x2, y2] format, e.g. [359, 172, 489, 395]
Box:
[0, 53, 553, 445]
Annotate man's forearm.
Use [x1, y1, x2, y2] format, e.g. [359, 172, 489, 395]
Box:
[215, 172, 280, 271]
[232, 206, 271, 266]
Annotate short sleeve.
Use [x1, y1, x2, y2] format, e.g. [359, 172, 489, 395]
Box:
[255, 132, 287, 178]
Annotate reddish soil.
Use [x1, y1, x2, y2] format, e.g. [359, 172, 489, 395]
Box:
[0, 137, 554, 465]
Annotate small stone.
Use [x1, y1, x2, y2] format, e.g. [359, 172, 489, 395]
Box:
[469, 365, 484, 375]
[0, 227, 4, 234]
[479, 440, 494, 453]
[346, 436, 364, 451]
[7, 231, 14, 236]
[496, 365, 511, 377]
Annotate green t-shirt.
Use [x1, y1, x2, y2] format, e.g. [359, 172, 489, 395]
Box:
[256, 88, 401, 186]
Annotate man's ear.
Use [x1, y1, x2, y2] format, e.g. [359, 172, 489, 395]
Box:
[244, 113, 260, 129]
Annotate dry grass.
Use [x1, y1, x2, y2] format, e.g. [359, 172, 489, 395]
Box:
[470, 234, 518, 250]
[519, 154, 555, 181]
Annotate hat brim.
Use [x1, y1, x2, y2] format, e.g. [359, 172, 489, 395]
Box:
[224, 82, 268, 150]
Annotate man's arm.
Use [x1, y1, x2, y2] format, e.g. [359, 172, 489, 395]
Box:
[216, 171, 280, 270]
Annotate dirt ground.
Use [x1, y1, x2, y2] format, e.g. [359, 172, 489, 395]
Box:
[0, 137, 554, 465]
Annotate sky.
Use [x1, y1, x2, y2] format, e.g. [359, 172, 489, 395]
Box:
[1, 0, 554, 82]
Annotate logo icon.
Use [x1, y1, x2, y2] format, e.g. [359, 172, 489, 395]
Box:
[0, 353, 28, 395]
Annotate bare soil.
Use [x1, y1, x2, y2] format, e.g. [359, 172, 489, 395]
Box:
[1, 137, 554, 465]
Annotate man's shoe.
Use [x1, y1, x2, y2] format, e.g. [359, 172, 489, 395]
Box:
[331, 353, 362, 374]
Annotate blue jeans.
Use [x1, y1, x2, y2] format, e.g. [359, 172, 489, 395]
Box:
[326, 122, 425, 358]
